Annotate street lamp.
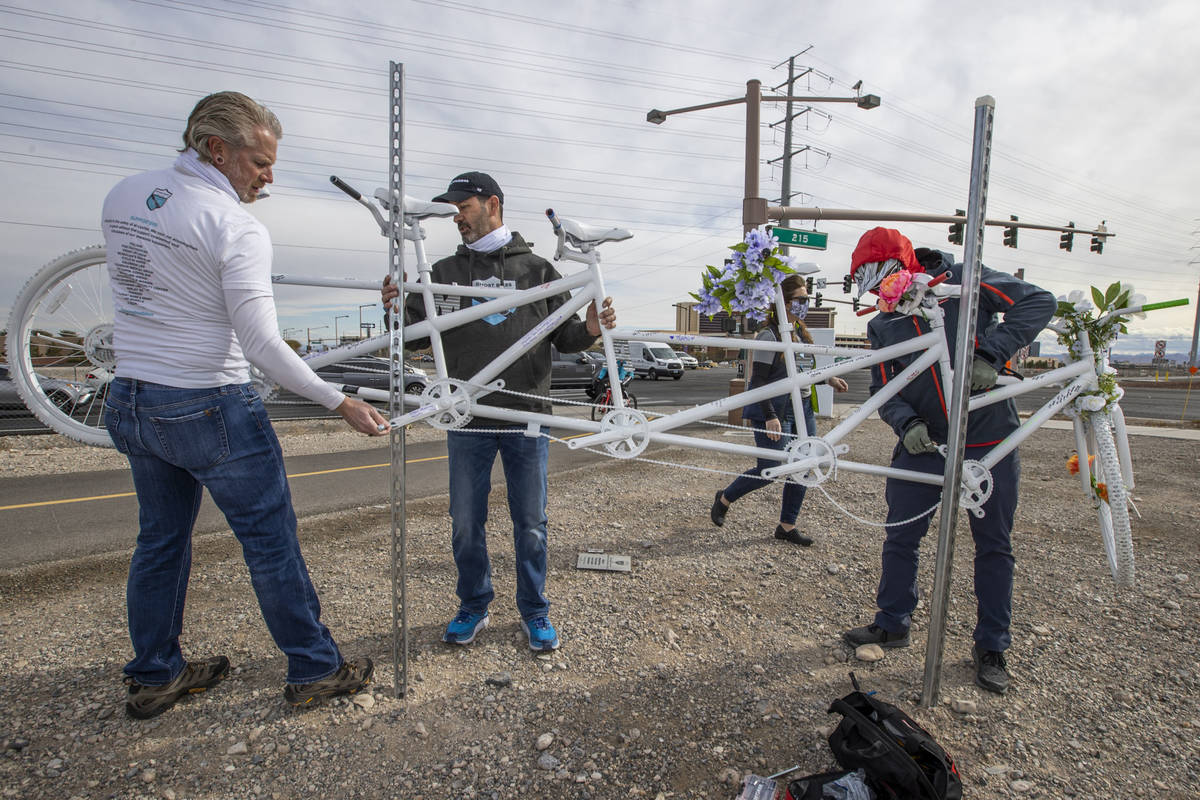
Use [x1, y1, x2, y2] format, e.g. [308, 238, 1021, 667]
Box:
[647, 79, 880, 232]
[306, 325, 327, 352]
[333, 314, 349, 344]
[358, 303, 375, 339]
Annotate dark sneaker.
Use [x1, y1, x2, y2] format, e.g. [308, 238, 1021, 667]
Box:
[710, 490, 728, 527]
[284, 657, 374, 707]
[774, 524, 814, 547]
[124, 655, 230, 720]
[521, 616, 561, 651]
[843, 623, 911, 649]
[973, 647, 1010, 695]
[442, 610, 489, 645]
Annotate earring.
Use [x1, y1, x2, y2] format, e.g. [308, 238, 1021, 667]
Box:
[215, 157, 224, 165]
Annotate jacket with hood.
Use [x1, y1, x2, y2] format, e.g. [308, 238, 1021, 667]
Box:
[867, 247, 1056, 448]
[404, 232, 597, 416]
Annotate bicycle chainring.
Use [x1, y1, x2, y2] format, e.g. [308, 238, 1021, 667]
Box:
[598, 407, 649, 458]
[422, 378, 474, 429]
[959, 459, 993, 517]
[783, 436, 838, 487]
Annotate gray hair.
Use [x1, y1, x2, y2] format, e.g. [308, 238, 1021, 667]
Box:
[181, 92, 282, 163]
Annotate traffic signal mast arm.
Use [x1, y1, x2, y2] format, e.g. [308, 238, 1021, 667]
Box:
[767, 205, 1112, 245]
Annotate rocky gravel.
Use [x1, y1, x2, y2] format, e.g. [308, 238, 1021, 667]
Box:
[1, 414, 1198, 799]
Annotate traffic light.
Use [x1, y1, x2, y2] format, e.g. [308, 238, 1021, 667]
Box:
[1059, 222, 1075, 252]
[805, 277, 814, 294]
[1002, 215, 1018, 249]
[814, 292, 823, 307]
[842, 274, 852, 293]
[1090, 220, 1107, 254]
[947, 209, 965, 245]
[852, 297, 860, 312]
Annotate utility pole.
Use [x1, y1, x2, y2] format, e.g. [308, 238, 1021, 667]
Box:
[1191, 223, 1200, 368]
[771, 48, 814, 239]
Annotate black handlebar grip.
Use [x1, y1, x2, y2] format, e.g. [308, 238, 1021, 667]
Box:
[330, 175, 361, 201]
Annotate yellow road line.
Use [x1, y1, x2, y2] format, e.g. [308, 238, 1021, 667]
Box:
[0, 453, 449, 511]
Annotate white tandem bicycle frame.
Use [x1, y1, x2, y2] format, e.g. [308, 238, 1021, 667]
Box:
[6, 180, 1175, 588]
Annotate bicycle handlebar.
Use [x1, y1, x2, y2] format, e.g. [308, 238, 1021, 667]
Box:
[329, 175, 362, 201]
[1095, 297, 1189, 326]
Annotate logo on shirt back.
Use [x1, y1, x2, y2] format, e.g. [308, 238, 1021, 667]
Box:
[146, 188, 172, 210]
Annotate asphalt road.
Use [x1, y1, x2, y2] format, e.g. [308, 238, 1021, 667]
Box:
[0, 421, 702, 571]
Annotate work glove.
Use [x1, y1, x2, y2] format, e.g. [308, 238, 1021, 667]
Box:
[970, 357, 998, 391]
[902, 421, 938, 455]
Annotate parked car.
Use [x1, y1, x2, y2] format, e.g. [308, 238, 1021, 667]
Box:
[0, 363, 95, 409]
[314, 356, 428, 395]
[672, 350, 700, 369]
[85, 367, 114, 389]
[550, 345, 596, 390]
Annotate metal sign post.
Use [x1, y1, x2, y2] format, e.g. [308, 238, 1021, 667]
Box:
[920, 95, 995, 707]
[387, 61, 409, 701]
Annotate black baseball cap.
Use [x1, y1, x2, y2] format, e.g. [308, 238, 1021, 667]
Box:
[432, 171, 504, 204]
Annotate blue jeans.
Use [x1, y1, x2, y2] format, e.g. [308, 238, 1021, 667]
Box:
[446, 426, 550, 622]
[722, 401, 818, 525]
[874, 445, 1019, 652]
[105, 378, 342, 685]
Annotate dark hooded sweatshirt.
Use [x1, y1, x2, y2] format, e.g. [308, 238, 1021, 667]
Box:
[867, 248, 1056, 448]
[403, 232, 597, 416]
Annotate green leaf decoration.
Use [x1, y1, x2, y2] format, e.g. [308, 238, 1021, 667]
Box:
[1091, 286, 1105, 309]
[1104, 282, 1121, 307]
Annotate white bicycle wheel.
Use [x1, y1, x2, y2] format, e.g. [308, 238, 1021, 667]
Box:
[6, 246, 116, 447]
[1088, 411, 1135, 587]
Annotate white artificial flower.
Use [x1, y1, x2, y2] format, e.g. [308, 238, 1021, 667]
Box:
[1079, 395, 1107, 412]
[1129, 293, 1147, 319]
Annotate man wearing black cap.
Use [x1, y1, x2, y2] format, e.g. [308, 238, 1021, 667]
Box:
[382, 172, 615, 652]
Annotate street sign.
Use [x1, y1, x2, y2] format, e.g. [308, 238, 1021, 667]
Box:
[772, 227, 828, 250]
[1154, 339, 1167, 358]
[814, 277, 827, 290]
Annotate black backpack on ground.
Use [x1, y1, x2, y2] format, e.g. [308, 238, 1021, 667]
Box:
[823, 673, 963, 800]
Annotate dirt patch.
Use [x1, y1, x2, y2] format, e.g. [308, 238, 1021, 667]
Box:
[0, 419, 1197, 799]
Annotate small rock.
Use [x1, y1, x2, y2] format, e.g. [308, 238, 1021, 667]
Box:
[951, 699, 978, 714]
[486, 672, 513, 688]
[536, 733, 554, 751]
[163, 789, 177, 800]
[719, 768, 740, 785]
[361, 717, 375, 731]
[352, 693, 375, 709]
[413, 722, 428, 738]
[984, 765, 1008, 775]
[141, 769, 156, 783]
[1031, 625, 1051, 636]
[1011, 779, 1033, 793]
[854, 644, 885, 662]
[537, 753, 560, 770]
[226, 741, 248, 756]
[47, 758, 64, 770]
[826, 563, 841, 575]
[248, 725, 266, 742]
[816, 724, 837, 738]
[666, 629, 680, 649]
[96, 707, 114, 720]
[751, 664, 765, 675]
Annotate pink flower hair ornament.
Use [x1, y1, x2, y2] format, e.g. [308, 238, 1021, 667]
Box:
[875, 269, 914, 312]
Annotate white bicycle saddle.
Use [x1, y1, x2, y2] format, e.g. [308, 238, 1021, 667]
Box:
[557, 216, 633, 246]
[373, 188, 458, 219]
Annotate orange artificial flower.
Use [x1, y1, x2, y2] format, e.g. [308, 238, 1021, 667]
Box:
[1066, 453, 1095, 475]
[1096, 482, 1109, 502]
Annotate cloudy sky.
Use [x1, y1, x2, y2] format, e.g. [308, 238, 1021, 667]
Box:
[3, 0, 1198, 355]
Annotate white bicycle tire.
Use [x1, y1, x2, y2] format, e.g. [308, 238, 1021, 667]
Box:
[6, 246, 116, 447]
[1089, 412, 1135, 586]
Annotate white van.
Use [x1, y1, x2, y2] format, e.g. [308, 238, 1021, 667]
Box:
[613, 340, 683, 381]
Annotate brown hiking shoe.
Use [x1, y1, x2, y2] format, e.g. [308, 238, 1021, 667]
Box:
[283, 657, 374, 707]
[124, 656, 230, 720]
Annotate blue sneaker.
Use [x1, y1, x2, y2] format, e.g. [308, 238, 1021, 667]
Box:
[443, 610, 489, 645]
[521, 616, 560, 651]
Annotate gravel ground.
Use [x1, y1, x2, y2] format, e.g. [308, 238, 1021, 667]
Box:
[0, 414, 1198, 800]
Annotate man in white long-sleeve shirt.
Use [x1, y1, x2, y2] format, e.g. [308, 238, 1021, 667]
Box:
[102, 91, 384, 719]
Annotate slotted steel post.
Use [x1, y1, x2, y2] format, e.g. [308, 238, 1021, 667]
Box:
[387, 61, 409, 701]
[921, 95, 995, 707]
